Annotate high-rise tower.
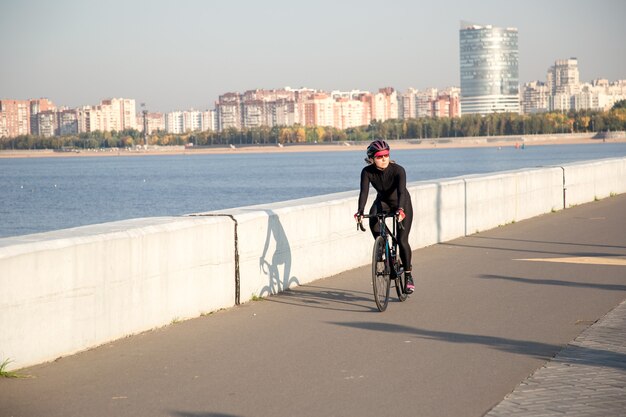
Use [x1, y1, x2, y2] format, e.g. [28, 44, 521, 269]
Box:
[547, 58, 580, 95]
[459, 22, 520, 115]
[546, 58, 581, 111]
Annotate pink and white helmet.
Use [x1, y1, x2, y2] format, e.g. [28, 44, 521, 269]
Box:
[366, 140, 390, 159]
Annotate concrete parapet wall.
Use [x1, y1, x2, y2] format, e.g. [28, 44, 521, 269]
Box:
[214, 193, 373, 300]
[464, 167, 564, 234]
[1, 157, 625, 370]
[0, 217, 236, 370]
[564, 158, 626, 206]
[410, 179, 466, 247]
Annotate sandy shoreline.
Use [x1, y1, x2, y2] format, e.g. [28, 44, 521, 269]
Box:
[1, 135, 623, 159]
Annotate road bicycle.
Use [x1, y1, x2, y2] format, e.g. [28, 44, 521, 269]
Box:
[357, 212, 408, 312]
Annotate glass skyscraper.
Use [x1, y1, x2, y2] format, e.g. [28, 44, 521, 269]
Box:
[459, 23, 520, 115]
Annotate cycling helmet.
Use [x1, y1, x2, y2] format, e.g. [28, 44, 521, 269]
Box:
[366, 140, 390, 159]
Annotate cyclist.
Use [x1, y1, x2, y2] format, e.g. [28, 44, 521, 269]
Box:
[355, 140, 415, 293]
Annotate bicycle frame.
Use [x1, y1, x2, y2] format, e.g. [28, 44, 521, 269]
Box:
[358, 212, 403, 275]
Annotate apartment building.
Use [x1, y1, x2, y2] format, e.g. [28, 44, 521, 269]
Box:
[216, 93, 242, 131]
[77, 106, 100, 133]
[202, 110, 218, 132]
[240, 88, 301, 128]
[183, 110, 203, 132]
[521, 81, 550, 114]
[400, 88, 418, 119]
[574, 80, 626, 111]
[417, 89, 438, 118]
[548, 58, 580, 95]
[165, 111, 184, 134]
[0, 99, 76, 138]
[1, 97, 137, 138]
[443, 87, 461, 118]
[522, 58, 626, 113]
[334, 96, 368, 130]
[273, 99, 299, 126]
[75, 98, 137, 133]
[242, 100, 268, 128]
[398, 88, 460, 119]
[304, 93, 335, 127]
[214, 86, 400, 131]
[164, 109, 216, 134]
[372, 87, 398, 121]
[0, 100, 30, 137]
[29, 98, 56, 135]
[100, 98, 137, 131]
[141, 112, 166, 134]
[34, 111, 57, 137]
[58, 109, 79, 136]
[0, 98, 53, 137]
[432, 93, 461, 118]
[547, 58, 580, 111]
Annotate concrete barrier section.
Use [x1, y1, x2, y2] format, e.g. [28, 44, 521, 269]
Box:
[564, 158, 626, 207]
[1, 157, 624, 370]
[0, 216, 236, 370]
[410, 179, 466, 247]
[465, 167, 564, 234]
[205, 191, 375, 300]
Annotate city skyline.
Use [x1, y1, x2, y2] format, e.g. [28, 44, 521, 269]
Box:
[1, 0, 625, 113]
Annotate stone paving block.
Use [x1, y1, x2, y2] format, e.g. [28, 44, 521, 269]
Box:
[485, 299, 626, 417]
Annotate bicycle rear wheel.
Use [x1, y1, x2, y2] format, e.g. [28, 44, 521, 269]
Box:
[372, 236, 390, 312]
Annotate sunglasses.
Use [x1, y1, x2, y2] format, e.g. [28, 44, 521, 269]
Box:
[374, 154, 389, 160]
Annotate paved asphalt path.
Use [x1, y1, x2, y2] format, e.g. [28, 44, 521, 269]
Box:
[2, 194, 625, 417]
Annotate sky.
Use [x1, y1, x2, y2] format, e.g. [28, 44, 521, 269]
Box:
[1, 0, 625, 113]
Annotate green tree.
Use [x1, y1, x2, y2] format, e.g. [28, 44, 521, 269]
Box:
[611, 99, 626, 110]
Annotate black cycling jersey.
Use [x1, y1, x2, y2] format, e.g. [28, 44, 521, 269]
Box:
[358, 162, 411, 213]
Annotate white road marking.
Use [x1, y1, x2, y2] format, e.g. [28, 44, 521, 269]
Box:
[516, 257, 626, 266]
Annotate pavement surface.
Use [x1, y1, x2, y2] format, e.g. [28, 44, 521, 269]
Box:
[486, 298, 626, 416]
[1, 194, 625, 417]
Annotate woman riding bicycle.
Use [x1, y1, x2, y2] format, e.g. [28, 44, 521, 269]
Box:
[355, 140, 415, 293]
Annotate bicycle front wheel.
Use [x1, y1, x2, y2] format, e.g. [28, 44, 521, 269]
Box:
[372, 236, 391, 312]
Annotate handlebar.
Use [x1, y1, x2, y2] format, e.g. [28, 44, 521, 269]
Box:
[356, 212, 404, 232]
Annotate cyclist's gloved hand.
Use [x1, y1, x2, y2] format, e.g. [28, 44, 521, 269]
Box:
[396, 208, 406, 222]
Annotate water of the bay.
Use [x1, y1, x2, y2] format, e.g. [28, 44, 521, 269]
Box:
[1, 142, 625, 238]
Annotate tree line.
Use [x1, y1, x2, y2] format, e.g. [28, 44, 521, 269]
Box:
[2, 101, 625, 150]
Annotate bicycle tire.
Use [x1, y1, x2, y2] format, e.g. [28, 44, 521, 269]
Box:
[395, 259, 408, 302]
[372, 236, 390, 311]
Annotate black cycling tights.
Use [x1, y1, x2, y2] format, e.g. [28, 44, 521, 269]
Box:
[368, 200, 413, 271]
